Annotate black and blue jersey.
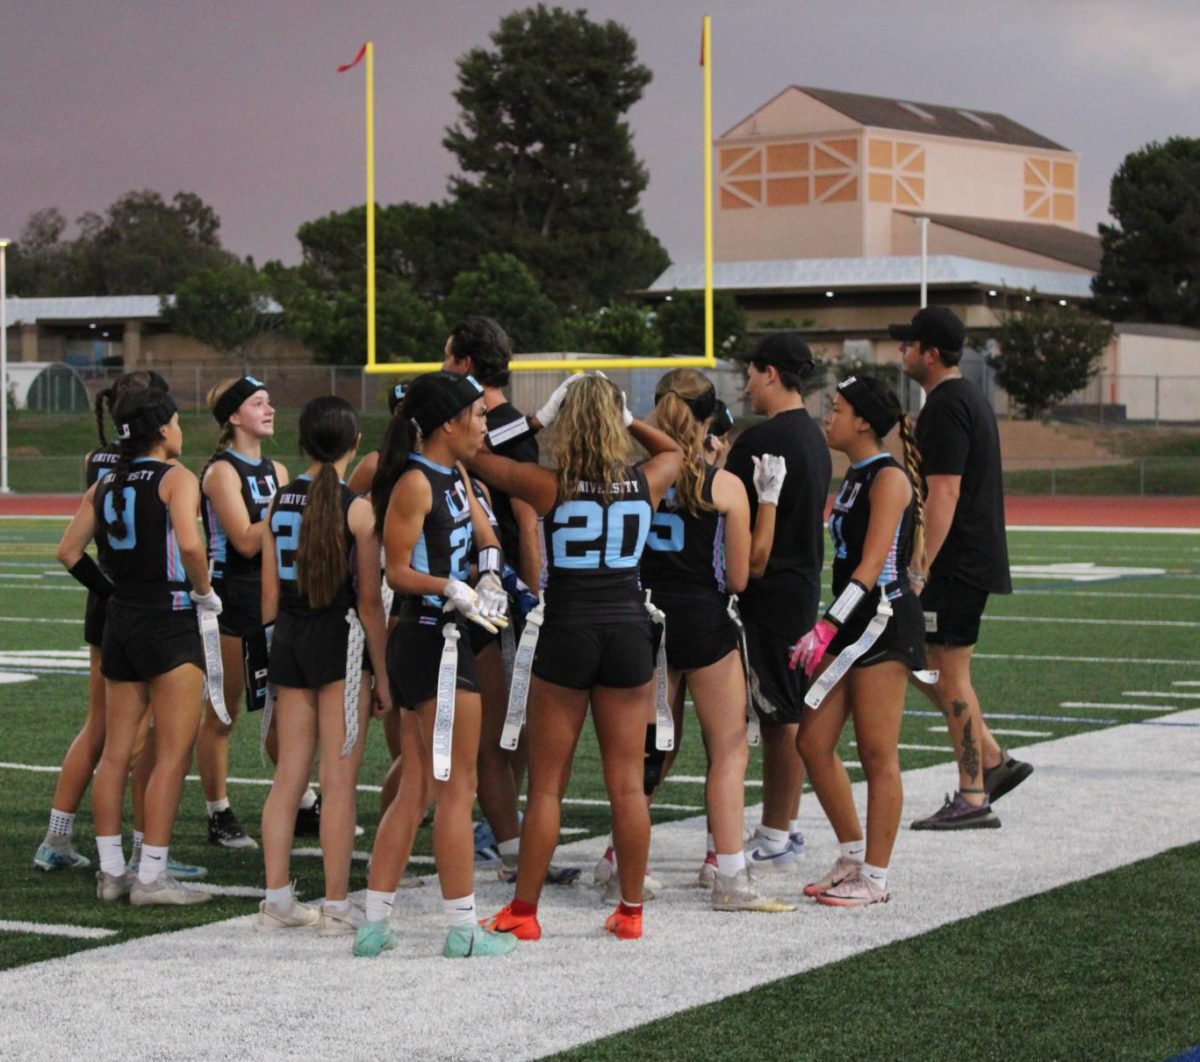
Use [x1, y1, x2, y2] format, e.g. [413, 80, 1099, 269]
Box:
[86, 443, 120, 489]
[202, 449, 279, 582]
[93, 459, 192, 612]
[640, 464, 727, 606]
[396, 455, 474, 625]
[829, 453, 914, 603]
[267, 476, 356, 617]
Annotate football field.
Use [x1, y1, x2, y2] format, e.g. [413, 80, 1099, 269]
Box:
[1, 518, 1198, 1059]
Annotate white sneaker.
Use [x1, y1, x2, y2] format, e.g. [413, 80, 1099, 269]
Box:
[592, 851, 616, 887]
[815, 868, 890, 908]
[712, 869, 796, 913]
[744, 829, 799, 876]
[602, 873, 658, 903]
[802, 855, 860, 897]
[130, 873, 212, 906]
[96, 868, 135, 902]
[257, 896, 320, 930]
[318, 903, 364, 937]
[697, 851, 718, 889]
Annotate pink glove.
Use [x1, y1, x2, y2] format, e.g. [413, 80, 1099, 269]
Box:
[789, 619, 837, 676]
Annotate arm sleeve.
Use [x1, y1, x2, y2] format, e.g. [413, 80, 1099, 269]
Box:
[918, 396, 972, 477]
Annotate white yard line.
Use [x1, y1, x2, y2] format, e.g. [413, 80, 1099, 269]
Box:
[974, 652, 1198, 667]
[3, 709, 1196, 1061]
[1016, 590, 1200, 601]
[1008, 525, 1200, 534]
[985, 615, 1200, 628]
[0, 920, 118, 940]
[927, 725, 1051, 738]
[1060, 701, 1181, 712]
[1123, 690, 1200, 700]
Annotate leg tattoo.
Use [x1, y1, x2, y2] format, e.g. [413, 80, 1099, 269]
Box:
[960, 718, 980, 782]
[951, 698, 967, 719]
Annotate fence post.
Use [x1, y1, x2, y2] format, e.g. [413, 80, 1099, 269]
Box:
[194, 367, 201, 411]
[1050, 460, 1056, 496]
[1154, 376, 1160, 428]
[1139, 457, 1145, 496]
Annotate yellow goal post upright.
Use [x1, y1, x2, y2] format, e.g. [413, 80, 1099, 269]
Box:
[362, 16, 718, 377]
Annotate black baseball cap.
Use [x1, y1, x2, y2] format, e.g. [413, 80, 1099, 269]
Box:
[887, 306, 965, 353]
[736, 332, 815, 375]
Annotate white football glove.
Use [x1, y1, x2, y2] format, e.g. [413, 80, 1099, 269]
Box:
[442, 578, 499, 633]
[752, 454, 787, 506]
[475, 571, 510, 628]
[190, 588, 223, 615]
[594, 371, 634, 426]
[535, 373, 584, 428]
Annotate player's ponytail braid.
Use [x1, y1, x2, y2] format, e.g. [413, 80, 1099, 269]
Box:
[295, 396, 359, 609]
[650, 369, 717, 517]
[94, 385, 115, 445]
[200, 378, 240, 488]
[96, 371, 170, 446]
[896, 411, 926, 568]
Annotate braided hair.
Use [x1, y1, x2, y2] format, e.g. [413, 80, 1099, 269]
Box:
[93, 371, 168, 445]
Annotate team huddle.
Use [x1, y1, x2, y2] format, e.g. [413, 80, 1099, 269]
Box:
[34, 306, 1032, 958]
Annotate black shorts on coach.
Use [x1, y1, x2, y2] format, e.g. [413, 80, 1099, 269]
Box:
[532, 619, 655, 690]
[101, 602, 204, 682]
[743, 615, 804, 724]
[269, 609, 353, 689]
[920, 576, 990, 647]
[388, 617, 479, 709]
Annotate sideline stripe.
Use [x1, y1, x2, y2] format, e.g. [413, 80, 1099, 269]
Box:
[986, 615, 1200, 628]
[1016, 590, 1200, 601]
[1123, 690, 1200, 700]
[1060, 701, 1183, 712]
[0, 920, 118, 940]
[1008, 525, 1200, 534]
[974, 652, 1199, 667]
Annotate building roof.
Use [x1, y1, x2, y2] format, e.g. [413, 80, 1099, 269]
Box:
[1113, 322, 1200, 341]
[900, 211, 1102, 270]
[3, 294, 281, 326]
[645, 255, 1094, 300]
[725, 86, 1069, 152]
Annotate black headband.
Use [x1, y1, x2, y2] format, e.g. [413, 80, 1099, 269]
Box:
[708, 399, 734, 437]
[388, 383, 406, 415]
[838, 376, 899, 438]
[213, 376, 267, 425]
[116, 393, 178, 442]
[654, 385, 717, 423]
[407, 372, 484, 438]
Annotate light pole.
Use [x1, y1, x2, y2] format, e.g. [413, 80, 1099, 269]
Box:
[1, 239, 10, 494]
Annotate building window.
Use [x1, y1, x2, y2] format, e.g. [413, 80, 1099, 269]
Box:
[1024, 157, 1075, 222]
[719, 138, 859, 209]
[866, 140, 925, 206]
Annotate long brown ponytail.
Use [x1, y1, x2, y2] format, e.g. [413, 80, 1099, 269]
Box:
[650, 369, 716, 517]
[896, 413, 926, 568]
[200, 378, 239, 488]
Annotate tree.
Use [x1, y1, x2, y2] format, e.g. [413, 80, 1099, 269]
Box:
[443, 5, 669, 311]
[162, 264, 279, 371]
[562, 301, 662, 358]
[652, 290, 747, 358]
[443, 253, 561, 353]
[989, 297, 1114, 419]
[1092, 138, 1200, 326]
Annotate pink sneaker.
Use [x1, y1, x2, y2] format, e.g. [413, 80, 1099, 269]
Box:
[802, 855, 859, 897]
[816, 869, 890, 908]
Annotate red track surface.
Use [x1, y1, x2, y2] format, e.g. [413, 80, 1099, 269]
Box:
[3, 492, 1196, 527]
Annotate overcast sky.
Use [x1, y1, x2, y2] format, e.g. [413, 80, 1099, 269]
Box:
[3, 0, 1197, 271]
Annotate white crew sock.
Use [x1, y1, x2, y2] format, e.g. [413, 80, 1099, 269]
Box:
[788, 818, 803, 837]
[862, 862, 888, 891]
[706, 832, 715, 854]
[443, 893, 476, 927]
[298, 788, 319, 811]
[365, 889, 395, 923]
[138, 844, 168, 885]
[324, 898, 350, 914]
[715, 851, 746, 878]
[265, 884, 293, 908]
[839, 840, 866, 863]
[96, 835, 125, 877]
[48, 808, 75, 839]
[206, 798, 230, 816]
[754, 824, 789, 850]
[498, 837, 520, 858]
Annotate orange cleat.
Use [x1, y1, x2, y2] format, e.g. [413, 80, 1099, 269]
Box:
[482, 902, 542, 941]
[604, 905, 643, 940]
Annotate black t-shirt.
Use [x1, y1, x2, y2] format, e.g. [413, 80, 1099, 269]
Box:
[916, 377, 1011, 594]
[481, 402, 539, 561]
[726, 407, 832, 636]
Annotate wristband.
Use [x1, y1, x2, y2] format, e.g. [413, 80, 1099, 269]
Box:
[477, 546, 503, 576]
[824, 579, 868, 627]
[67, 555, 114, 598]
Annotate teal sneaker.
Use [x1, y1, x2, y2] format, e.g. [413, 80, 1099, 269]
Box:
[352, 918, 399, 958]
[442, 923, 518, 959]
[129, 858, 208, 882]
[33, 841, 91, 872]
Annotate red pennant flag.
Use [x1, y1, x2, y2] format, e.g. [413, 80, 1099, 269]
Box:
[338, 42, 367, 73]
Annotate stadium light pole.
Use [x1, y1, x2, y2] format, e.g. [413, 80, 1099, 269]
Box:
[0, 238, 10, 494]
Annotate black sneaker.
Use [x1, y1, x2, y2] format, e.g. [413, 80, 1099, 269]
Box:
[911, 792, 1001, 831]
[208, 807, 259, 849]
[294, 795, 321, 838]
[984, 751, 1033, 803]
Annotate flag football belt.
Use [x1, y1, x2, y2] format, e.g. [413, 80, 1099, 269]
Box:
[500, 594, 545, 750]
[644, 593, 673, 753]
[242, 623, 273, 713]
[342, 607, 365, 758]
[725, 595, 761, 747]
[433, 619, 462, 781]
[197, 609, 230, 725]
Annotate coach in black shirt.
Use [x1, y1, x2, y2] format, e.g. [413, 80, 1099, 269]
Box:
[726, 334, 832, 868]
[893, 306, 1032, 831]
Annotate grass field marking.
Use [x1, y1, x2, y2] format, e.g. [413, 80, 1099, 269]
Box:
[0, 616, 83, 624]
[4, 708, 1197, 1061]
[974, 652, 1199, 666]
[895, 743, 954, 752]
[986, 615, 1200, 628]
[1015, 590, 1200, 601]
[1009, 563, 1167, 582]
[1060, 701, 1183, 712]
[190, 884, 267, 899]
[927, 725, 1052, 738]
[1008, 525, 1200, 535]
[1174, 681, 1200, 686]
[0, 584, 83, 592]
[0, 920, 118, 941]
[906, 708, 1114, 726]
[0, 668, 88, 677]
[666, 775, 763, 787]
[1123, 690, 1200, 699]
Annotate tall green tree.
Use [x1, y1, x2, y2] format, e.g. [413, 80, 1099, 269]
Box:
[162, 264, 279, 371]
[653, 290, 747, 358]
[444, 4, 669, 311]
[989, 296, 1113, 419]
[562, 301, 662, 358]
[443, 253, 561, 353]
[1092, 138, 1200, 326]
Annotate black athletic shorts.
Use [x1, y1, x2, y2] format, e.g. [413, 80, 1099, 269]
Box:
[269, 608, 354, 689]
[84, 590, 107, 648]
[652, 593, 740, 672]
[743, 615, 805, 724]
[532, 619, 656, 690]
[101, 602, 204, 682]
[388, 617, 479, 710]
[468, 622, 501, 657]
[920, 576, 990, 647]
[828, 591, 926, 671]
[213, 576, 261, 639]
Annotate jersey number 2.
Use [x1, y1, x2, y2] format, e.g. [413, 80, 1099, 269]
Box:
[272, 511, 301, 580]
